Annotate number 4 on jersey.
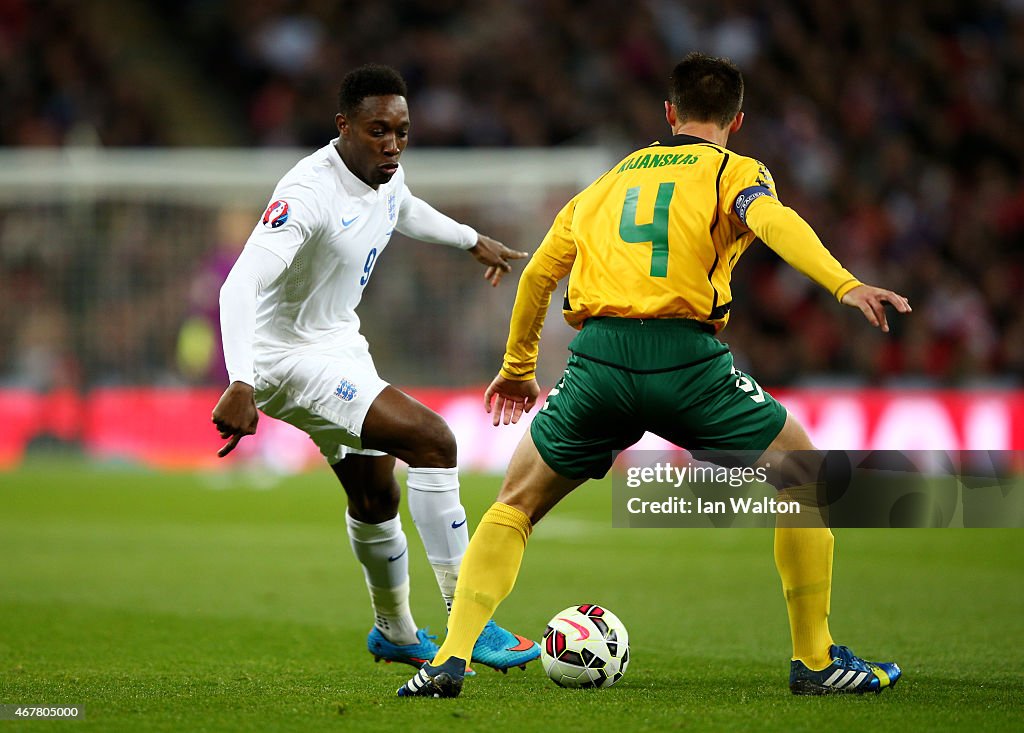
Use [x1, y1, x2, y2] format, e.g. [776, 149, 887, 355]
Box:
[619, 182, 675, 277]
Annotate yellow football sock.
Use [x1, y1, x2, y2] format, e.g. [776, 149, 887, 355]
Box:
[432, 502, 532, 666]
[774, 485, 835, 671]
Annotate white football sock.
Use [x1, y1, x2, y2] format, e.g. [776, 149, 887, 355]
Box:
[345, 512, 419, 645]
[406, 466, 468, 614]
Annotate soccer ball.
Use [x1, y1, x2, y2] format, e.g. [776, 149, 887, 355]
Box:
[541, 604, 629, 688]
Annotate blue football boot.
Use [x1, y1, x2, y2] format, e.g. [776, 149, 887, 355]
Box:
[789, 644, 902, 695]
[470, 619, 541, 673]
[397, 656, 466, 698]
[367, 627, 438, 669]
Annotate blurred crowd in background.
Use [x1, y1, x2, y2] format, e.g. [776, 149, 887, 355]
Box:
[1, 0, 1022, 389]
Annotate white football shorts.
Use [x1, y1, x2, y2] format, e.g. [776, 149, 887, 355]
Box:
[253, 338, 389, 464]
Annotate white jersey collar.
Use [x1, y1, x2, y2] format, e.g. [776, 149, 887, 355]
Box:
[329, 138, 389, 200]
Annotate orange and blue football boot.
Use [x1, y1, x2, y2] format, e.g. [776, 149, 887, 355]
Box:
[367, 627, 438, 669]
[470, 620, 540, 672]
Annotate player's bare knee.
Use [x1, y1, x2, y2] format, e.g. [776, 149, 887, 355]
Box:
[759, 445, 834, 495]
[408, 413, 457, 468]
[496, 491, 543, 525]
[497, 476, 565, 525]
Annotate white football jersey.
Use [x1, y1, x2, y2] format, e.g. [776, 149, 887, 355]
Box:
[247, 140, 402, 354]
[219, 139, 478, 385]
[244, 140, 466, 356]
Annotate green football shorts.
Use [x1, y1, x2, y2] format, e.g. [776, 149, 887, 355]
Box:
[530, 317, 787, 479]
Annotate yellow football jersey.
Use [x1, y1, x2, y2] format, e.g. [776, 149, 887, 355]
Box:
[565, 136, 773, 329]
[500, 134, 862, 381]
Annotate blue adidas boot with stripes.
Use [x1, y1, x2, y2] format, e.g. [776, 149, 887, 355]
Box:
[789, 644, 902, 695]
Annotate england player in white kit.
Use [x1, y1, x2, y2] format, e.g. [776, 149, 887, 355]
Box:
[212, 65, 541, 674]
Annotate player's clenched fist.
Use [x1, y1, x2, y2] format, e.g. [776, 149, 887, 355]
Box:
[211, 381, 259, 457]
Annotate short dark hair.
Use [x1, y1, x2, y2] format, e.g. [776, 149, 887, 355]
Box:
[669, 52, 744, 128]
[338, 64, 408, 115]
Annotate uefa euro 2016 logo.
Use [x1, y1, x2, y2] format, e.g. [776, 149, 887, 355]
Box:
[334, 378, 358, 401]
[262, 199, 290, 228]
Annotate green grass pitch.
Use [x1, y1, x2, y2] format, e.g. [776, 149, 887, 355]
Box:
[2, 462, 1023, 732]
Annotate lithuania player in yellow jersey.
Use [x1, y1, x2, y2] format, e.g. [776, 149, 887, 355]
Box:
[399, 52, 910, 699]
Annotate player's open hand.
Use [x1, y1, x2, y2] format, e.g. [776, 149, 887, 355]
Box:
[484, 374, 540, 426]
[841, 284, 912, 333]
[211, 381, 259, 457]
[468, 235, 529, 286]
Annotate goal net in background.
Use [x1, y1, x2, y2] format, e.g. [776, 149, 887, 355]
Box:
[0, 147, 619, 471]
[0, 147, 613, 392]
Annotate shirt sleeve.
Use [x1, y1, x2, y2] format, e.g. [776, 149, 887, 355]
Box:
[219, 244, 288, 386]
[721, 156, 778, 220]
[395, 185, 477, 249]
[740, 194, 862, 302]
[500, 196, 579, 381]
[245, 182, 321, 267]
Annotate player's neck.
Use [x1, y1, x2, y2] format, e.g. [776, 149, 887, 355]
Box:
[334, 141, 380, 190]
[672, 122, 729, 147]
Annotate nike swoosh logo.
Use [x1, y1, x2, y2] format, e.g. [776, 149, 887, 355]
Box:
[342, 216, 359, 227]
[451, 518, 467, 529]
[387, 547, 407, 562]
[507, 633, 537, 652]
[560, 617, 590, 641]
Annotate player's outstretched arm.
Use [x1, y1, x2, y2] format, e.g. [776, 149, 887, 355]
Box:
[211, 381, 259, 457]
[468, 234, 529, 286]
[484, 374, 540, 426]
[741, 197, 911, 332]
[840, 284, 912, 333]
[394, 193, 527, 284]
